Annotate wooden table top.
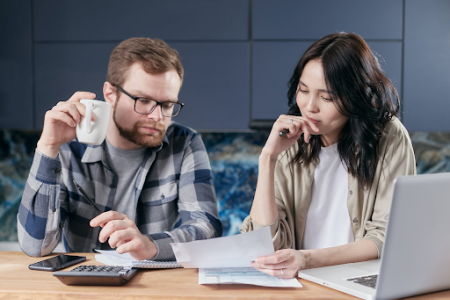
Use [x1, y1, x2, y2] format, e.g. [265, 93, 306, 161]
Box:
[0, 251, 448, 300]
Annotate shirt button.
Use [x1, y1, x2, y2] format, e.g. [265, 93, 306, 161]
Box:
[349, 190, 353, 195]
[54, 168, 61, 174]
[161, 194, 165, 199]
[353, 218, 358, 223]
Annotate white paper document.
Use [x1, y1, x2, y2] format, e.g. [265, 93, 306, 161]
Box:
[171, 226, 274, 268]
[95, 250, 135, 266]
[199, 267, 302, 288]
[94, 250, 183, 268]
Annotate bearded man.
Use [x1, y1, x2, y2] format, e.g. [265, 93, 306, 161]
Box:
[18, 38, 222, 261]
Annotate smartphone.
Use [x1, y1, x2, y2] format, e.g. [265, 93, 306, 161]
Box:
[29, 254, 86, 271]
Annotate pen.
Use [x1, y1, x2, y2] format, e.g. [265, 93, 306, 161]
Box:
[73, 180, 102, 214]
[279, 129, 289, 137]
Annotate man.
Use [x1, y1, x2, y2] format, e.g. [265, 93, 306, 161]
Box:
[18, 38, 222, 261]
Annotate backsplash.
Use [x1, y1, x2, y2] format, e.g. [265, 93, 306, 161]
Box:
[1, 130, 449, 241]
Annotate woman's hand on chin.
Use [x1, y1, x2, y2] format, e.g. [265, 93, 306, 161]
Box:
[263, 115, 319, 159]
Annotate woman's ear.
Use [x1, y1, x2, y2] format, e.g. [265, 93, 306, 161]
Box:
[103, 81, 117, 106]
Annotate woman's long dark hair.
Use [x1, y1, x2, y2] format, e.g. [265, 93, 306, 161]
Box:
[287, 32, 399, 189]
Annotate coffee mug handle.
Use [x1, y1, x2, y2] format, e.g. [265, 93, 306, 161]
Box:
[84, 101, 93, 134]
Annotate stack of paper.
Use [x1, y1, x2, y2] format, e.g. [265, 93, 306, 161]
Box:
[170, 226, 302, 288]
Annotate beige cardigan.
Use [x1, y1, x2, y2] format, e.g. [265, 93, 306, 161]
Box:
[240, 117, 416, 257]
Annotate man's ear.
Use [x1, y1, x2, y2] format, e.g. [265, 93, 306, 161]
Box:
[103, 81, 117, 105]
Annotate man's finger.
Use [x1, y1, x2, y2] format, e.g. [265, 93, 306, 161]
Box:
[98, 220, 128, 243]
[116, 239, 137, 255]
[90, 210, 125, 227]
[45, 110, 77, 128]
[68, 91, 96, 103]
[52, 102, 84, 124]
[108, 229, 133, 248]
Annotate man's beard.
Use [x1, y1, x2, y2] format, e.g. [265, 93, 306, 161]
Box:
[113, 107, 166, 148]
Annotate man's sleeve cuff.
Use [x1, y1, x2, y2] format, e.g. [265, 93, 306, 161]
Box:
[148, 233, 176, 261]
[32, 149, 62, 184]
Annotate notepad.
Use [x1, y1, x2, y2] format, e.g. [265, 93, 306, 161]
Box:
[94, 249, 183, 269]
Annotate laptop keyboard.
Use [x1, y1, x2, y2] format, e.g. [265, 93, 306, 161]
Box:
[347, 274, 378, 289]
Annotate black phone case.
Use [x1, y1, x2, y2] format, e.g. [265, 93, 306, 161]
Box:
[29, 254, 86, 271]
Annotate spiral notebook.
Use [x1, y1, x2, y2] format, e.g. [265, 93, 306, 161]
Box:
[132, 259, 182, 268]
[94, 249, 183, 269]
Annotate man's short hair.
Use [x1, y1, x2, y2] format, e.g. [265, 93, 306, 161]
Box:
[107, 37, 184, 88]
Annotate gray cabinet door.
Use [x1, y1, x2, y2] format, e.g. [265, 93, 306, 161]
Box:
[7, 0, 450, 131]
[171, 42, 250, 131]
[403, 0, 450, 131]
[34, 42, 250, 131]
[34, 43, 114, 128]
[252, 0, 402, 40]
[34, 0, 248, 41]
[32, 0, 250, 131]
[0, 0, 33, 129]
[251, 0, 403, 126]
[252, 41, 402, 122]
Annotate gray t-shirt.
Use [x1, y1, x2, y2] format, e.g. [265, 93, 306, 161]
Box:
[105, 139, 147, 221]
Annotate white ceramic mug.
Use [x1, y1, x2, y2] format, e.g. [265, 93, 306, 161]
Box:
[76, 99, 111, 145]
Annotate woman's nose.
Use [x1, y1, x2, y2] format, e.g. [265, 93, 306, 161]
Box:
[306, 96, 319, 113]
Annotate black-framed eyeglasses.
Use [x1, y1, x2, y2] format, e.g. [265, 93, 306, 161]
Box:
[114, 85, 184, 117]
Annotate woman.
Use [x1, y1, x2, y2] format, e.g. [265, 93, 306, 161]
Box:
[240, 32, 416, 279]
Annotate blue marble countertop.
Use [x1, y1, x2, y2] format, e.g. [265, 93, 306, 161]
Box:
[1, 130, 449, 241]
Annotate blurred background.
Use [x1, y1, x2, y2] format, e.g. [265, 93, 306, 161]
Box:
[1, 0, 449, 247]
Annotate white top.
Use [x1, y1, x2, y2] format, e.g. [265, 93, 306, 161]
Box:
[302, 143, 354, 250]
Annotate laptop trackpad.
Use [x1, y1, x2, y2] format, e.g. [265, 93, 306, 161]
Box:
[346, 260, 381, 274]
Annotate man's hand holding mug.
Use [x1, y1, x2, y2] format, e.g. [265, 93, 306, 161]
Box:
[37, 92, 111, 158]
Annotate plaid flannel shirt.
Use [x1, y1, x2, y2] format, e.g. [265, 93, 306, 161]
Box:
[17, 122, 222, 260]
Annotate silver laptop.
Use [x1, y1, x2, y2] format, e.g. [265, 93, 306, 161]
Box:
[298, 172, 450, 300]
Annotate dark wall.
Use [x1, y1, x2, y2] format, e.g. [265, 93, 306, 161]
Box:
[0, 0, 33, 130]
[403, 0, 450, 131]
[1, 0, 449, 131]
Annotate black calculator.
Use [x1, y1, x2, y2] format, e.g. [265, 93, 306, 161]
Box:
[53, 265, 138, 286]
